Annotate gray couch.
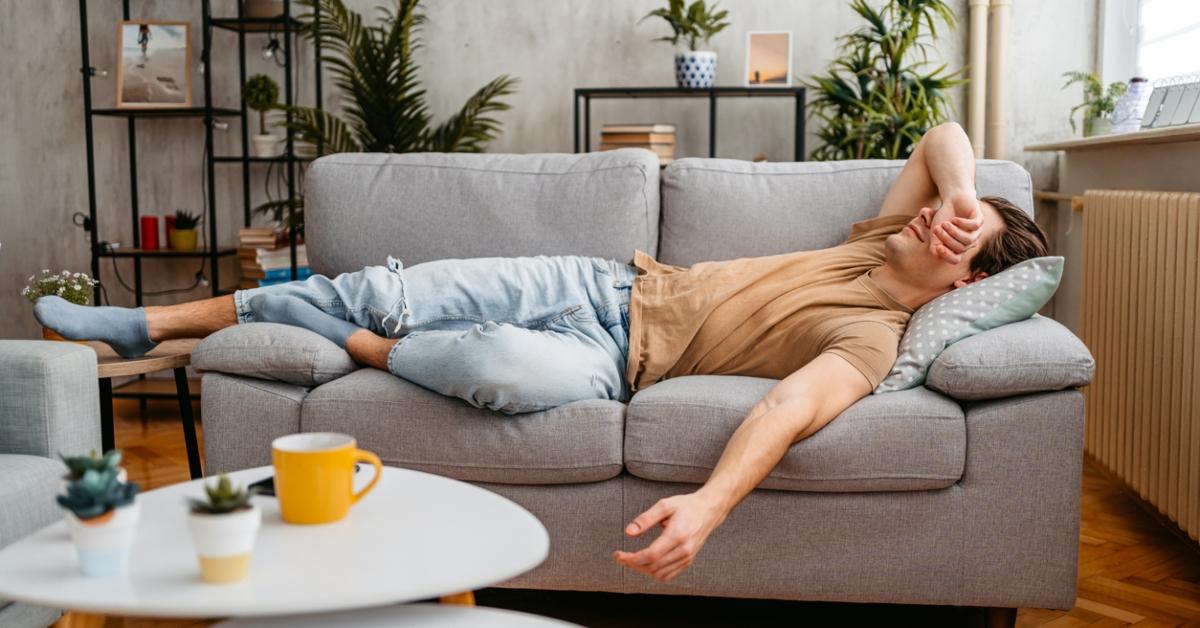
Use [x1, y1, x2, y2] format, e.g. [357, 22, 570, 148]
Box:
[195, 150, 1095, 614]
[0, 341, 101, 628]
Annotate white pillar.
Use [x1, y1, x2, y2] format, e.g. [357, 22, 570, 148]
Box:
[986, 0, 1011, 159]
[968, 0, 990, 158]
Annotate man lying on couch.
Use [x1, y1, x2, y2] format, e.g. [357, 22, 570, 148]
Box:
[36, 122, 1047, 582]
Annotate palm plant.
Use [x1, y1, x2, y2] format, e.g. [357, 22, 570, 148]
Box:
[256, 0, 518, 230]
[807, 0, 962, 161]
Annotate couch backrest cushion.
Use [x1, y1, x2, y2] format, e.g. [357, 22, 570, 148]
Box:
[657, 158, 1034, 266]
[305, 149, 661, 276]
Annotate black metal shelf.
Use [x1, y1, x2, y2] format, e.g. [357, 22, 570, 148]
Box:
[213, 155, 314, 163]
[211, 16, 303, 32]
[97, 247, 239, 259]
[573, 86, 807, 161]
[91, 107, 242, 118]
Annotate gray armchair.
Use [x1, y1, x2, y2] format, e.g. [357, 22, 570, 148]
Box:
[0, 341, 101, 628]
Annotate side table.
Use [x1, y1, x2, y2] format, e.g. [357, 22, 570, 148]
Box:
[90, 339, 202, 479]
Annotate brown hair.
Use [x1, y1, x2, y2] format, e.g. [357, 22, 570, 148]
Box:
[971, 195, 1049, 276]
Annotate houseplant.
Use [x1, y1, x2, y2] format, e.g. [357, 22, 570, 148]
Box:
[255, 0, 519, 232]
[187, 474, 261, 584]
[23, 270, 99, 341]
[641, 0, 729, 89]
[62, 450, 128, 486]
[807, 0, 962, 160]
[1063, 71, 1128, 137]
[57, 465, 140, 576]
[169, 209, 202, 252]
[243, 74, 281, 157]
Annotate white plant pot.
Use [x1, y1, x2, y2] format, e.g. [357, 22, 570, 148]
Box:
[188, 504, 261, 584]
[251, 134, 281, 158]
[675, 51, 717, 89]
[64, 501, 140, 577]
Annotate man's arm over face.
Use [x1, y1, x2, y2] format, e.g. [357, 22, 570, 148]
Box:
[613, 353, 873, 582]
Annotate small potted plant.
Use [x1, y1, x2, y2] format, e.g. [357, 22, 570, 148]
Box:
[187, 474, 261, 584]
[169, 209, 202, 252]
[23, 270, 99, 341]
[641, 0, 729, 89]
[61, 449, 128, 489]
[57, 465, 140, 577]
[1063, 71, 1129, 137]
[243, 74, 281, 157]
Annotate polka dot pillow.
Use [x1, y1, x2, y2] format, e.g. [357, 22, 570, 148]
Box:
[874, 256, 1064, 393]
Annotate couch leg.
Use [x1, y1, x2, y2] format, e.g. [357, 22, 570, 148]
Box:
[984, 606, 1017, 628]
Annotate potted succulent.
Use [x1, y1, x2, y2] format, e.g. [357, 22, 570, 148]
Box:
[169, 209, 202, 252]
[1063, 71, 1129, 137]
[22, 270, 99, 341]
[61, 450, 128, 489]
[641, 0, 729, 89]
[243, 74, 281, 157]
[187, 474, 261, 584]
[57, 465, 140, 577]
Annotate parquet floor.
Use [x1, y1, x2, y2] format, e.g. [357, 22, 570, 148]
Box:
[58, 398, 1200, 627]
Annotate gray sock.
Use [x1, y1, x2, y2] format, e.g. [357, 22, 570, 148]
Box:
[247, 295, 361, 349]
[34, 296, 157, 358]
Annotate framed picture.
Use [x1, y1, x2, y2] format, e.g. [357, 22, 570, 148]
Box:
[745, 31, 792, 87]
[116, 20, 192, 108]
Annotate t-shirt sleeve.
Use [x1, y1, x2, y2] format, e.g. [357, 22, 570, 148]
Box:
[822, 321, 901, 389]
[844, 214, 912, 245]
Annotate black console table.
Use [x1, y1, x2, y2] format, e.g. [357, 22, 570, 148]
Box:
[573, 86, 807, 161]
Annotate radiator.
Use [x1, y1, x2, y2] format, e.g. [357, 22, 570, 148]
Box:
[1082, 189, 1200, 542]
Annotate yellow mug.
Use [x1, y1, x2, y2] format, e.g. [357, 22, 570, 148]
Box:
[271, 433, 382, 525]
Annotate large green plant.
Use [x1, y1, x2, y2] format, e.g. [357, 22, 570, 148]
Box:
[255, 0, 518, 230]
[807, 0, 962, 161]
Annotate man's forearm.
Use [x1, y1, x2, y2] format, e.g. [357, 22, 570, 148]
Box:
[693, 400, 812, 518]
[922, 122, 977, 200]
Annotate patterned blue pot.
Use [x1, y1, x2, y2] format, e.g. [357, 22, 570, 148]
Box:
[675, 51, 717, 89]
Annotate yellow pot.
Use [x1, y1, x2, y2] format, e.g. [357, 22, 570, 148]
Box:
[170, 229, 199, 252]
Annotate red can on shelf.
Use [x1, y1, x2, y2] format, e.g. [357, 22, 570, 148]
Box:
[140, 215, 159, 250]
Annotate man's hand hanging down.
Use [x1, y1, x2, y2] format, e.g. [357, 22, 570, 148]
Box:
[612, 493, 726, 582]
[930, 192, 984, 265]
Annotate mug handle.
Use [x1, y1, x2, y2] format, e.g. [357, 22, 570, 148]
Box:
[350, 449, 383, 506]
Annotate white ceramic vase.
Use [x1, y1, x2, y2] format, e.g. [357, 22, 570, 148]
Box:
[675, 51, 717, 89]
[64, 501, 141, 577]
[187, 504, 261, 584]
[251, 134, 280, 158]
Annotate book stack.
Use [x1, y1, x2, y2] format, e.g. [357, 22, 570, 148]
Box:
[599, 123, 676, 166]
[237, 228, 312, 289]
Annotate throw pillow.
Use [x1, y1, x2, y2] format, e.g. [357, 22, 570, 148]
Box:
[874, 256, 1064, 393]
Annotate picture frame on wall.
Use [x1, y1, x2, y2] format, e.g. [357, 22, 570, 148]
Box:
[745, 31, 792, 87]
[115, 20, 192, 108]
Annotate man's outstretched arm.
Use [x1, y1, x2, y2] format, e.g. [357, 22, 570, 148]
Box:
[613, 353, 872, 581]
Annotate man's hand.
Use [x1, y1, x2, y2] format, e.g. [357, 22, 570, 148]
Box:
[613, 493, 726, 582]
[930, 192, 984, 265]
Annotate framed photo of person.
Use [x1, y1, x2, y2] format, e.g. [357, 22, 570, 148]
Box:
[115, 20, 192, 108]
[744, 31, 793, 87]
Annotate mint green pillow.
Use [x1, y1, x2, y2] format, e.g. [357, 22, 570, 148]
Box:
[874, 256, 1064, 393]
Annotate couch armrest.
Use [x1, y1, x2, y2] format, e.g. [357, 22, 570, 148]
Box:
[0, 341, 101, 458]
[925, 316, 1094, 401]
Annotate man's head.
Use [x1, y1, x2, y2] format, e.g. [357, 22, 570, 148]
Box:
[883, 195, 1048, 298]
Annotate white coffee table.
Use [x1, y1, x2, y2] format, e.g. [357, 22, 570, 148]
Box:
[0, 466, 548, 619]
[216, 604, 581, 627]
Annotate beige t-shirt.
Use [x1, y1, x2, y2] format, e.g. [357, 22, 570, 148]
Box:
[626, 214, 913, 391]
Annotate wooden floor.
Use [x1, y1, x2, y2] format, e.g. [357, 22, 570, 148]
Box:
[59, 398, 1200, 627]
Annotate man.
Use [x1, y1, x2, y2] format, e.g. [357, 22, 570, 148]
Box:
[36, 122, 1047, 581]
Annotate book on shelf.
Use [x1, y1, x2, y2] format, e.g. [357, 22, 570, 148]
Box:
[601, 123, 676, 134]
[600, 133, 676, 144]
[600, 142, 674, 158]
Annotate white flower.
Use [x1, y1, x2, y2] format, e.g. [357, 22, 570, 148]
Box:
[41, 269, 49, 273]
[56, 287, 64, 295]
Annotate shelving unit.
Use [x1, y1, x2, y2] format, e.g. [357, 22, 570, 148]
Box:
[75, 0, 322, 402]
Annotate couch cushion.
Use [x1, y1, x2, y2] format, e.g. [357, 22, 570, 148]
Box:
[657, 158, 1033, 266]
[926, 315, 1095, 401]
[0, 455, 64, 550]
[305, 149, 661, 276]
[192, 323, 357, 387]
[301, 369, 625, 484]
[626, 376, 965, 492]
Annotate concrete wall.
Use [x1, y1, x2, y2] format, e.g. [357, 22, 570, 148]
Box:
[1, 0, 1097, 338]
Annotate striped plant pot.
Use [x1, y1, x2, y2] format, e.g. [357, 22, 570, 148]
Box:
[675, 51, 717, 89]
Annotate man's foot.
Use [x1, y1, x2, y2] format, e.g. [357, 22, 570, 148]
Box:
[34, 296, 157, 358]
[247, 295, 361, 349]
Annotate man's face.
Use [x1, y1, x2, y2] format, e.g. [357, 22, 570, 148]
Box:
[884, 200, 1004, 291]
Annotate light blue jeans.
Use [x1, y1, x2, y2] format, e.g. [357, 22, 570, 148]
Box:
[234, 255, 636, 414]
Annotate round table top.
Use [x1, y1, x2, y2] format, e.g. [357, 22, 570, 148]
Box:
[0, 467, 548, 618]
[215, 604, 581, 628]
[90, 338, 199, 378]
